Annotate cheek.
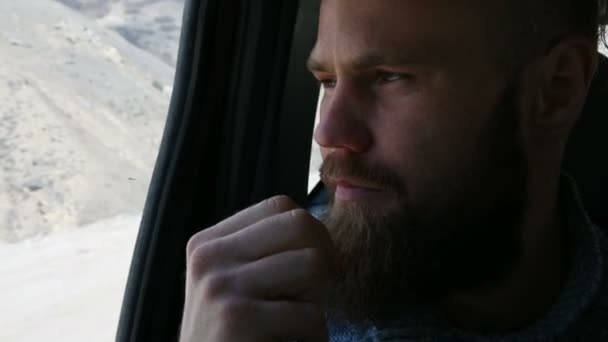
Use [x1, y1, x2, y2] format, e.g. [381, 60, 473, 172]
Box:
[372, 100, 437, 167]
[370, 96, 482, 193]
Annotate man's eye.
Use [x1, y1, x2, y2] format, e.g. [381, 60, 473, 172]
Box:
[378, 72, 411, 84]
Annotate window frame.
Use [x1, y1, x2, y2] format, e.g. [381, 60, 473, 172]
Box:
[116, 1, 321, 341]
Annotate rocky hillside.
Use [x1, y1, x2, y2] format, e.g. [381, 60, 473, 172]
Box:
[0, 1, 605, 243]
[0, 0, 181, 242]
[55, 0, 185, 67]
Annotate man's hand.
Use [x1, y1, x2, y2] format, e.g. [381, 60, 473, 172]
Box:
[179, 196, 335, 342]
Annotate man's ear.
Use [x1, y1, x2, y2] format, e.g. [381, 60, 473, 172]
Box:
[533, 37, 598, 138]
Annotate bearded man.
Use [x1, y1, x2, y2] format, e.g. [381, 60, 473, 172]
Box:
[179, 0, 608, 340]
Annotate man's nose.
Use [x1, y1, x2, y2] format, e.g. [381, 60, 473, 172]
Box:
[313, 83, 372, 154]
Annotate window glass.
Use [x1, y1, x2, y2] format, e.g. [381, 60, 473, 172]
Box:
[308, 89, 323, 192]
[0, 1, 185, 341]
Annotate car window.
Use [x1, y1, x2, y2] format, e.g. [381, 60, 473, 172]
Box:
[308, 88, 323, 192]
[0, 1, 185, 341]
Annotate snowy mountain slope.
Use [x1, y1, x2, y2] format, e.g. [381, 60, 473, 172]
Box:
[55, 0, 186, 66]
[0, 0, 176, 242]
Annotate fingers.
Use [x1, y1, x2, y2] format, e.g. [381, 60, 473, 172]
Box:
[182, 195, 334, 342]
[232, 248, 331, 302]
[225, 208, 335, 263]
[187, 200, 336, 279]
[187, 196, 299, 256]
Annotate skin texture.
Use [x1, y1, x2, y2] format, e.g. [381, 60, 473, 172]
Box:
[180, 0, 599, 340]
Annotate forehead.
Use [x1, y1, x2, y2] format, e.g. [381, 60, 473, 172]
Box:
[311, 0, 492, 68]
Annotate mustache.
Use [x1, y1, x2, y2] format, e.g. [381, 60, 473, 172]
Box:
[319, 153, 405, 193]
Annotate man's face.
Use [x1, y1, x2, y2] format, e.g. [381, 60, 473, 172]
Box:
[309, 0, 528, 323]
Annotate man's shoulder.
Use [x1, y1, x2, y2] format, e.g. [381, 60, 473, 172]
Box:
[564, 225, 608, 341]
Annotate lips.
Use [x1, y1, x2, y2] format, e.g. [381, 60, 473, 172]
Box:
[330, 178, 385, 201]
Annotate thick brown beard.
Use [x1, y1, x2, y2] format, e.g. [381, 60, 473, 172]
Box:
[320, 81, 527, 325]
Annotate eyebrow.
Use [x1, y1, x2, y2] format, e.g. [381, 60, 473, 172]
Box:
[306, 52, 420, 73]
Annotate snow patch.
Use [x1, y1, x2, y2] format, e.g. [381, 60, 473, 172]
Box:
[0, 215, 141, 342]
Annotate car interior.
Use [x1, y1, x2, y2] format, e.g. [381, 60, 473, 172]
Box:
[563, 52, 608, 230]
[114, 0, 608, 341]
[116, 1, 320, 341]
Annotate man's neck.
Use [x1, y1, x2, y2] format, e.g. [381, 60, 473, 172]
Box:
[438, 189, 572, 333]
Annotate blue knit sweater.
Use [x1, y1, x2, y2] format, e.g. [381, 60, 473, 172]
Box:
[328, 179, 608, 342]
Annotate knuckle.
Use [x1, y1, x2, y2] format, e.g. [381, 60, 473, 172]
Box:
[217, 298, 253, 330]
[290, 208, 311, 223]
[288, 209, 318, 242]
[185, 233, 201, 258]
[202, 271, 232, 301]
[187, 239, 226, 277]
[186, 228, 213, 257]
